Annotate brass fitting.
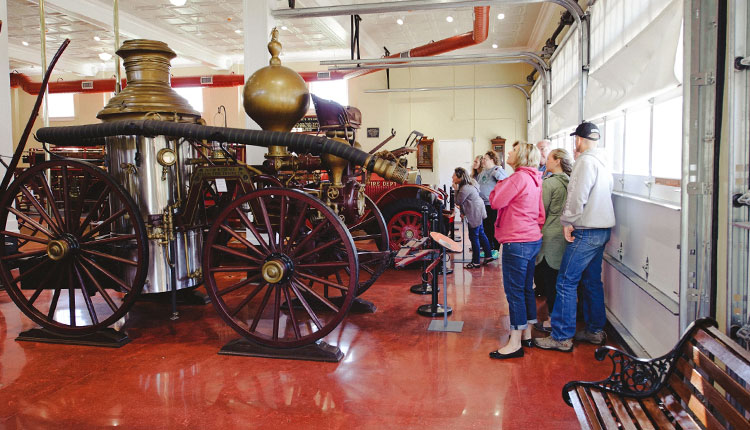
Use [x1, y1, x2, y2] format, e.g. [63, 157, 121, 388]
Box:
[365, 155, 408, 183]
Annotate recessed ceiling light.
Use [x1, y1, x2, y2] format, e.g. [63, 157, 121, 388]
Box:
[396, 18, 404, 25]
[446, 16, 454, 23]
[169, 0, 187, 6]
[281, 26, 288, 31]
[497, 13, 505, 20]
[94, 36, 101, 41]
[492, 43, 498, 49]
[21, 41, 29, 46]
[234, 29, 242, 34]
[98, 52, 112, 61]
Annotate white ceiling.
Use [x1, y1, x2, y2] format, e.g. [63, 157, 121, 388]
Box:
[7, 0, 559, 76]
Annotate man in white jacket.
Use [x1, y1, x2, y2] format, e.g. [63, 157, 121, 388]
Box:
[535, 122, 615, 352]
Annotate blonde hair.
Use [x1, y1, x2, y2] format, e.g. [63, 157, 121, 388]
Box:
[549, 148, 573, 175]
[511, 142, 541, 169]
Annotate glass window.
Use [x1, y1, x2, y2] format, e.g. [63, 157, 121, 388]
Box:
[174, 87, 204, 113]
[48, 93, 75, 119]
[623, 105, 651, 176]
[605, 115, 624, 174]
[651, 96, 683, 179]
[309, 79, 348, 107]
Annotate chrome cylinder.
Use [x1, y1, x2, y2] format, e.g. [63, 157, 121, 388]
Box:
[106, 134, 201, 294]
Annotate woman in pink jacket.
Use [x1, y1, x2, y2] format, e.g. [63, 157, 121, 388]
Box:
[488, 142, 545, 359]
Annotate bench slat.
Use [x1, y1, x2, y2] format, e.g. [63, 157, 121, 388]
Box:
[576, 386, 604, 430]
[640, 397, 677, 430]
[605, 392, 638, 430]
[707, 326, 750, 371]
[682, 342, 750, 413]
[590, 389, 620, 430]
[675, 357, 750, 430]
[569, 387, 599, 430]
[667, 374, 725, 430]
[661, 388, 704, 430]
[694, 330, 750, 383]
[623, 397, 656, 430]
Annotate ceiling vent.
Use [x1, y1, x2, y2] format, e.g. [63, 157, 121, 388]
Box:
[316, 71, 331, 80]
[81, 81, 94, 90]
[200, 76, 213, 85]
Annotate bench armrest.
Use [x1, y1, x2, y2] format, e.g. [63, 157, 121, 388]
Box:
[562, 318, 719, 406]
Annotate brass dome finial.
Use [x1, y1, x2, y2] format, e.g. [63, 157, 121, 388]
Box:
[268, 27, 282, 66]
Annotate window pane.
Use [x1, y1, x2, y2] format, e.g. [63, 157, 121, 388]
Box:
[623, 106, 651, 176]
[48, 93, 75, 118]
[605, 115, 624, 174]
[174, 87, 204, 113]
[309, 79, 348, 107]
[651, 96, 682, 179]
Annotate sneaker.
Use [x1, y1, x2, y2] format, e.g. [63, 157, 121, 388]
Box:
[574, 329, 606, 345]
[533, 322, 552, 333]
[533, 336, 573, 352]
[491, 249, 499, 259]
[479, 251, 485, 258]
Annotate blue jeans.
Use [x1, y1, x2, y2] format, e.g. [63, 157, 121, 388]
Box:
[501, 239, 542, 330]
[468, 224, 493, 264]
[550, 228, 611, 341]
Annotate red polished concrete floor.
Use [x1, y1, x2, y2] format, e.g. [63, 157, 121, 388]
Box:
[0, 260, 616, 429]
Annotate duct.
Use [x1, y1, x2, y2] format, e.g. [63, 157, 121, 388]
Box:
[364, 84, 532, 124]
[329, 55, 551, 137]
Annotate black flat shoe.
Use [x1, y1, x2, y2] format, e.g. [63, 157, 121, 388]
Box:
[521, 339, 533, 348]
[489, 347, 524, 359]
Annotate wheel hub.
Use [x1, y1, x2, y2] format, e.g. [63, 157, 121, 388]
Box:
[46, 234, 78, 261]
[262, 253, 294, 284]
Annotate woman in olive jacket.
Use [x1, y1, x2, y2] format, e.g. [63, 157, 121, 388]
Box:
[534, 148, 573, 332]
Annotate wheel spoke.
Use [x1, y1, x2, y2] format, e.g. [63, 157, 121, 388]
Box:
[360, 264, 376, 276]
[272, 285, 281, 341]
[76, 260, 119, 313]
[27, 262, 58, 306]
[210, 244, 264, 264]
[294, 236, 343, 261]
[289, 279, 324, 330]
[11, 257, 50, 284]
[1, 230, 50, 245]
[0, 248, 48, 261]
[71, 170, 91, 229]
[285, 202, 309, 250]
[291, 220, 331, 257]
[281, 284, 301, 340]
[208, 265, 261, 273]
[67, 264, 76, 326]
[48, 285, 62, 320]
[296, 261, 351, 269]
[18, 186, 62, 236]
[79, 234, 136, 247]
[32, 176, 67, 235]
[78, 255, 131, 292]
[76, 184, 111, 236]
[256, 195, 277, 252]
[228, 281, 267, 317]
[8, 206, 55, 239]
[80, 249, 138, 267]
[234, 207, 271, 254]
[81, 207, 128, 240]
[295, 271, 349, 292]
[278, 195, 287, 251]
[248, 284, 274, 332]
[349, 216, 376, 232]
[352, 233, 382, 241]
[291, 276, 340, 313]
[218, 224, 265, 258]
[73, 263, 99, 325]
[217, 272, 262, 297]
[61, 165, 71, 231]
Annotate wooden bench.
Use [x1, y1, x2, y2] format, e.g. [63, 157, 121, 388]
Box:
[564, 318, 750, 430]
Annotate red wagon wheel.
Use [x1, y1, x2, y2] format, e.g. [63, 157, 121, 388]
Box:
[0, 160, 148, 335]
[203, 188, 358, 348]
[348, 196, 389, 295]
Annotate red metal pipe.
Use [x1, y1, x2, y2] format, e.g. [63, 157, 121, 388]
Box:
[344, 6, 490, 79]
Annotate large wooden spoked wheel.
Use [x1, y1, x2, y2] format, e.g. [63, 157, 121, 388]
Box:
[0, 160, 148, 335]
[348, 196, 389, 296]
[203, 188, 359, 348]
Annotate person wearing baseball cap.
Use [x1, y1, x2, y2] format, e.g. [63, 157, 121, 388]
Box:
[534, 121, 615, 352]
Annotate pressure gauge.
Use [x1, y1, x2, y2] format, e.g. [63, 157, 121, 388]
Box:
[157, 148, 177, 166]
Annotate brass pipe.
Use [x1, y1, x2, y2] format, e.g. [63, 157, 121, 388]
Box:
[114, 0, 121, 93]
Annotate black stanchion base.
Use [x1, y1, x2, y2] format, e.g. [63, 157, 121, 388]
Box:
[410, 282, 438, 295]
[137, 288, 211, 305]
[219, 338, 343, 362]
[417, 303, 452, 317]
[16, 327, 130, 348]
